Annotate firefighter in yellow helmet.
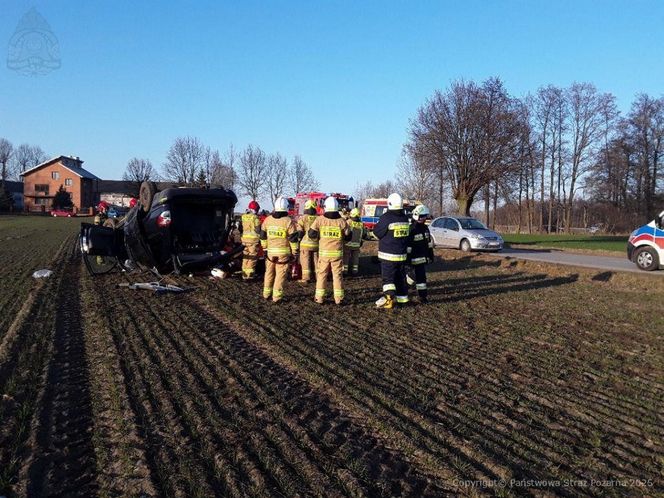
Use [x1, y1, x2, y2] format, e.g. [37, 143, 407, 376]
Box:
[343, 207, 364, 276]
[308, 196, 351, 304]
[260, 197, 299, 302]
[238, 200, 261, 280]
[296, 199, 319, 283]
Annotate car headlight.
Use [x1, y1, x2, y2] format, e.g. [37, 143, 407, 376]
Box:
[469, 233, 485, 240]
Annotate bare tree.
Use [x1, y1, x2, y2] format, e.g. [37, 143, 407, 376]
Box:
[123, 158, 156, 195]
[564, 83, 616, 231]
[237, 144, 267, 201]
[266, 153, 289, 202]
[395, 148, 437, 209]
[163, 136, 205, 185]
[208, 146, 238, 190]
[0, 138, 13, 189]
[12, 143, 47, 176]
[288, 155, 318, 194]
[408, 78, 524, 215]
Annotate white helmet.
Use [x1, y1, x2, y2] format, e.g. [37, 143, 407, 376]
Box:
[324, 196, 339, 212]
[387, 193, 403, 210]
[412, 204, 430, 221]
[274, 197, 289, 212]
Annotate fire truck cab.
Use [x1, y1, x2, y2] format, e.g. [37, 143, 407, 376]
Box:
[293, 192, 355, 216]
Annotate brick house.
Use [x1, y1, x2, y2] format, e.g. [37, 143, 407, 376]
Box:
[21, 156, 100, 212]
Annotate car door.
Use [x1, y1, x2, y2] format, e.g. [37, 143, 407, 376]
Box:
[429, 217, 446, 247]
[445, 218, 462, 248]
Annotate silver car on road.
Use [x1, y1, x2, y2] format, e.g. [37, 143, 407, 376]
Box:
[429, 216, 503, 251]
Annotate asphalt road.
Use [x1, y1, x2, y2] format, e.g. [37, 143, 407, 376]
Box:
[484, 247, 664, 275]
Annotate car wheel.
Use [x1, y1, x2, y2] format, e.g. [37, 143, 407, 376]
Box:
[139, 181, 156, 213]
[460, 239, 471, 252]
[634, 246, 659, 271]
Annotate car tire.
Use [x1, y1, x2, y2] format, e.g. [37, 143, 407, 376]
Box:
[139, 181, 156, 213]
[633, 246, 659, 271]
[460, 239, 471, 252]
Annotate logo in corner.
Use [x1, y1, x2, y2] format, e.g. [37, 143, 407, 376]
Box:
[7, 7, 61, 76]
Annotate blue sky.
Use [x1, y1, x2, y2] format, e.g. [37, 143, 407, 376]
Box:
[1, 0, 663, 200]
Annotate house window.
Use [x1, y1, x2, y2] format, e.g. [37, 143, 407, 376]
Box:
[35, 184, 49, 195]
[65, 178, 73, 186]
[35, 197, 49, 205]
[51, 171, 60, 180]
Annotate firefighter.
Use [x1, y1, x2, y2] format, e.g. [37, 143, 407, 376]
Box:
[296, 199, 319, 283]
[343, 207, 364, 276]
[94, 201, 109, 225]
[373, 193, 410, 308]
[308, 196, 351, 305]
[260, 197, 299, 302]
[407, 204, 434, 304]
[238, 200, 261, 280]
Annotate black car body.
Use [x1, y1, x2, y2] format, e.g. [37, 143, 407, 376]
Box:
[80, 186, 241, 275]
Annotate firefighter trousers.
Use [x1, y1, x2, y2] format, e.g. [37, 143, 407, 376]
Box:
[300, 247, 318, 283]
[315, 257, 344, 304]
[263, 257, 289, 302]
[343, 247, 360, 275]
[380, 260, 408, 304]
[242, 241, 260, 279]
[412, 263, 428, 299]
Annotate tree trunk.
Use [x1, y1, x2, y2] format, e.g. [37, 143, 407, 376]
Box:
[483, 184, 490, 226]
[517, 169, 523, 234]
[492, 180, 498, 230]
[455, 195, 473, 216]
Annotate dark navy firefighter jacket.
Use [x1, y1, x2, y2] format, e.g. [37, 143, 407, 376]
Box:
[407, 221, 434, 265]
[373, 209, 411, 261]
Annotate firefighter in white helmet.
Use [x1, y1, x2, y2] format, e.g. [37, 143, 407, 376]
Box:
[343, 207, 364, 276]
[308, 196, 351, 304]
[373, 193, 410, 308]
[407, 204, 434, 303]
[296, 199, 319, 283]
[259, 197, 299, 302]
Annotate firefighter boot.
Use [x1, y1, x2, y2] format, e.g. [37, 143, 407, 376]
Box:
[375, 295, 394, 309]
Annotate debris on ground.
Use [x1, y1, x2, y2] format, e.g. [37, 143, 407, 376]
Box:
[118, 282, 195, 294]
[32, 269, 53, 279]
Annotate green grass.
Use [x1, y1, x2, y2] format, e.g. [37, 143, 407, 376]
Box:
[502, 233, 628, 253]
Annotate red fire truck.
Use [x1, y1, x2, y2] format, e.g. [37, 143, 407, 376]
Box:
[292, 192, 356, 216]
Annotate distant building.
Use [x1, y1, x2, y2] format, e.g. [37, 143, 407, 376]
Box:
[21, 156, 100, 212]
[5, 180, 24, 210]
[99, 180, 179, 207]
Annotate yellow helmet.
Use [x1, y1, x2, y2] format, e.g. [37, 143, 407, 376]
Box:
[304, 199, 317, 210]
[350, 208, 360, 218]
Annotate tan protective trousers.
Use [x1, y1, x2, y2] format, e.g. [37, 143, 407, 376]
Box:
[300, 247, 318, 282]
[242, 241, 260, 278]
[263, 257, 289, 302]
[343, 247, 360, 275]
[315, 257, 344, 304]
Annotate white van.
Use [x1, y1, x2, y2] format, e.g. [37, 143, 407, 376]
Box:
[627, 210, 664, 271]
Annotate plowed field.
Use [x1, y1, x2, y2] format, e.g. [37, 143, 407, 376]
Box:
[1, 216, 662, 497]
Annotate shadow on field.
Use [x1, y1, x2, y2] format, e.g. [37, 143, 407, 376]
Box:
[359, 254, 503, 276]
[426, 272, 579, 302]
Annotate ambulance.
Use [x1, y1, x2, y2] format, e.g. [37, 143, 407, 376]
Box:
[627, 210, 664, 271]
[360, 198, 416, 239]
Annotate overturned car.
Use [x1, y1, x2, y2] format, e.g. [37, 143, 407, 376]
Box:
[80, 182, 242, 275]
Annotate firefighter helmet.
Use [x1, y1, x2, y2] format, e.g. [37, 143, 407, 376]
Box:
[129, 198, 137, 208]
[412, 204, 430, 221]
[274, 197, 289, 212]
[387, 193, 403, 210]
[97, 201, 109, 212]
[324, 196, 339, 212]
[350, 207, 360, 218]
[248, 200, 260, 213]
[304, 199, 317, 210]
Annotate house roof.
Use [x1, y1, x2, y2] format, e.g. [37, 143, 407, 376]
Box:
[21, 155, 100, 180]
